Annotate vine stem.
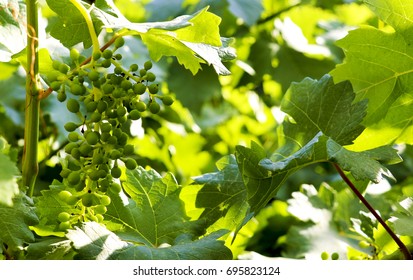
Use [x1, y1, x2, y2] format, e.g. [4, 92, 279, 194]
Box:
[332, 163, 412, 260]
[22, 0, 40, 196]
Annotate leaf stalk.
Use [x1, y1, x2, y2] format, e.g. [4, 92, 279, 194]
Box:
[333, 163, 412, 260]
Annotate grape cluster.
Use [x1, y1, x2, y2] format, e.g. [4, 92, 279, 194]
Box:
[48, 37, 174, 230]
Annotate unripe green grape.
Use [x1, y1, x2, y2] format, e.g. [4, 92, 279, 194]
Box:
[60, 168, 71, 178]
[100, 195, 111, 206]
[90, 111, 102, 122]
[66, 195, 79, 205]
[331, 252, 339, 260]
[102, 49, 113, 59]
[71, 147, 81, 159]
[95, 214, 104, 223]
[116, 106, 127, 117]
[79, 143, 92, 156]
[321, 252, 329, 260]
[70, 83, 86, 96]
[123, 144, 134, 155]
[51, 81, 62, 91]
[92, 153, 105, 165]
[149, 101, 160, 114]
[121, 80, 132, 91]
[139, 69, 147, 77]
[114, 53, 122, 60]
[88, 69, 100, 81]
[58, 212, 71, 222]
[130, 64, 138, 72]
[148, 83, 159, 94]
[67, 171, 81, 185]
[85, 131, 100, 145]
[94, 205, 107, 215]
[97, 100, 108, 113]
[81, 193, 94, 207]
[100, 122, 112, 133]
[47, 71, 60, 83]
[111, 166, 122, 178]
[144, 60, 153, 70]
[117, 133, 128, 146]
[68, 131, 80, 142]
[92, 51, 102, 61]
[97, 169, 107, 179]
[67, 98, 80, 113]
[70, 48, 80, 61]
[162, 96, 174, 106]
[106, 135, 118, 145]
[145, 72, 156, 82]
[102, 84, 114, 94]
[64, 122, 79, 132]
[58, 190, 73, 202]
[135, 101, 147, 112]
[59, 63, 70, 74]
[133, 83, 146, 95]
[58, 221, 71, 231]
[114, 37, 125, 48]
[124, 158, 137, 170]
[101, 59, 112, 68]
[57, 90, 67, 102]
[109, 182, 121, 193]
[129, 109, 141, 120]
[64, 142, 78, 154]
[114, 66, 123, 75]
[89, 169, 101, 181]
[86, 101, 98, 112]
[110, 150, 122, 160]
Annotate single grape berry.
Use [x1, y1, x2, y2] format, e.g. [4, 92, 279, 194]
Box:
[67, 172, 81, 185]
[85, 131, 100, 145]
[148, 83, 159, 94]
[70, 83, 86, 96]
[57, 90, 67, 102]
[124, 158, 137, 170]
[135, 101, 147, 112]
[321, 252, 329, 260]
[102, 49, 113, 59]
[331, 253, 339, 260]
[130, 64, 138, 72]
[58, 212, 71, 222]
[145, 72, 156, 82]
[59, 221, 71, 231]
[67, 98, 80, 113]
[94, 205, 107, 215]
[82, 193, 94, 207]
[109, 183, 121, 193]
[92, 51, 102, 61]
[64, 122, 79, 132]
[59, 63, 70, 74]
[149, 101, 160, 114]
[52, 60, 62, 71]
[68, 131, 80, 142]
[70, 48, 80, 61]
[114, 37, 125, 48]
[58, 190, 73, 202]
[51, 81, 62, 91]
[88, 70, 100, 81]
[144, 60, 153, 70]
[133, 83, 146, 95]
[100, 195, 111, 206]
[162, 96, 174, 106]
[129, 109, 141, 120]
[111, 166, 122, 178]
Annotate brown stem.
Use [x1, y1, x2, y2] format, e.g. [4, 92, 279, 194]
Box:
[333, 163, 412, 260]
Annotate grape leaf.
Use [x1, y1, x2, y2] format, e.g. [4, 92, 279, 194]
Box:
[0, 137, 20, 206]
[105, 168, 201, 247]
[25, 237, 75, 260]
[0, 194, 39, 251]
[0, 0, 26, 62]
[234, 75, 401, 213]
[330, 0, 413, 145]
[191, 155, 250, 235]
[67, 222, 232, 260]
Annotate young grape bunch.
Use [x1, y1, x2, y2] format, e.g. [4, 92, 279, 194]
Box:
[49, 36, 175, 229]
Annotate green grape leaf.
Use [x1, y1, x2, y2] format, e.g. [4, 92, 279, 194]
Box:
[25, 237, 75, 260]
[105, 168, 201, 247]
[331, 0, 413, 145]
[0, 194, 39, 251]
[0, 0, 26, 62]
[67, 222, 232, 260]
[0, 137, 20, 206]
[191, 155, 250, 235]
[234, 75, 401, 214]
[46, 0, 124, 48]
